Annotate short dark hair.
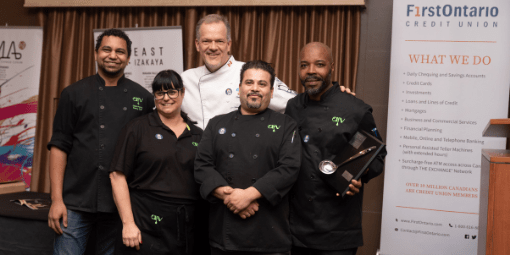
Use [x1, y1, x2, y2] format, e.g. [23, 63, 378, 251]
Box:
[151, 69, 184, 93]
[240, 60, 276, 88]
[95, 29, 132, 57]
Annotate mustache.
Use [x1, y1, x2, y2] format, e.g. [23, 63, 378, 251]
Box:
[304, 75, 324, 82]
[247, 92, 262, 97]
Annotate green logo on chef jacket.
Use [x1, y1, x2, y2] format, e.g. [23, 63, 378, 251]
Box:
[332, 117, 346, 126]
[268, 125, 281, 132]
[133, 97, 143, 111]
[192, 142, 199, 147]
[151, 214, 163, 224]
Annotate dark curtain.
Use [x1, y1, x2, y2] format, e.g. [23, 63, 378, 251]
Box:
[31, 6, 361, 192]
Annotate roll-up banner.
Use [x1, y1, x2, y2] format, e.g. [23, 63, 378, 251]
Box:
[380, 1, 510, 254]
[0, 27, 43, 190]
[94, 27, 184, 92]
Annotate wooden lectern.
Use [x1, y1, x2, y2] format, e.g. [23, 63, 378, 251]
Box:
[478, 119, 510, 255]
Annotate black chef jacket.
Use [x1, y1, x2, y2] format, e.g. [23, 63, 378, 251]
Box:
[285, 83, 386, 250]
[194, 108, 301, 253]
[109, 110, 202, 200]
[47, 74, 154, 213]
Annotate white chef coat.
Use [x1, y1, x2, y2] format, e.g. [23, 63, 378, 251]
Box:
[181, 56, 297, 129]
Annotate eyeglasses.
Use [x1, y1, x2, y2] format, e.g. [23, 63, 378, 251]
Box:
[154, 89, 181, 99]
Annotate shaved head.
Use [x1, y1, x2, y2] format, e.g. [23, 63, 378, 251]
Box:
[300, 42, 333, 63]
[299, 42, 335, 100]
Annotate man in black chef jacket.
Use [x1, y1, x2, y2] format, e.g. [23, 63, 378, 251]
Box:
[194, 60, 301, 255]
[47, 29, 154, 255]
[285, 42, 387, 255]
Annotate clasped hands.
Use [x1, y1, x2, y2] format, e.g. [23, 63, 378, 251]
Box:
[213, 186, 261, 219]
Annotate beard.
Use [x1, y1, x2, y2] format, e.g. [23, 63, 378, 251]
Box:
[97, 62, 123, 77]
[246, 92, 262, 109]
[301, 71, 332, 97]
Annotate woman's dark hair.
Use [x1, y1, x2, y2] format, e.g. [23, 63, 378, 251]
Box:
[151, 69, 196, 123]
[151, 69, 184, 93]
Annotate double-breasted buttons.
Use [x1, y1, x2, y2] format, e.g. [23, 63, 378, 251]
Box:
[229, 153, 234, 158]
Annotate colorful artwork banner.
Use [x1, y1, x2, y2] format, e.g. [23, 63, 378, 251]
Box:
[0, 27, 43, 190]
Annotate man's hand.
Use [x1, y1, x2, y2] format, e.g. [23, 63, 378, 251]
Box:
[238, 201, 259, 219]
[339, 85, 356, 96]
[48, 200, 67, 235]
[224, 187, 262, 214]
[344, 179, 362, 196]
[213, 186, 234, 201]
[122, 221, 142, 250]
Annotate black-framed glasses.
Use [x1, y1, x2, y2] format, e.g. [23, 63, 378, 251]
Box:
[154, 89, 182, 99]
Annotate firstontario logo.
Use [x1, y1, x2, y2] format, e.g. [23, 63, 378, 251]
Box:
[407, 5, 499, 18]
[268, 125, 280, 132]
[133, 97, 143, 111]
[405, 4, 500, 29]
[332, 117, 345, 126]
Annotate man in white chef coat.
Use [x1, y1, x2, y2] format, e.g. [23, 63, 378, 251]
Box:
[180, 14, 297, 129]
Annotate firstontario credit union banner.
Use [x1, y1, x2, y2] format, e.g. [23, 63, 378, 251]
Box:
[380, 1, 510, 254]
[0, 27, 43, 190]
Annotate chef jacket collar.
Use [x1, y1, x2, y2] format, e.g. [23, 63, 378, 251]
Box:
[205, 55, 236, 76]
[303, 81, 340, 108]
[148, 110, 199, 136]
[235, 106, 269, 119]
[94, 73, 127, 87]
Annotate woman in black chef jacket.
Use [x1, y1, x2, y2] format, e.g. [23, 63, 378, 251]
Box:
[109, 70, 203, 254]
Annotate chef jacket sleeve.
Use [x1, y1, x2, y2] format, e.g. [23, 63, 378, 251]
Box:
[47, 88, 76, 154]
[144, 94, 155, 114]
[194, 120, 230, 203]
[108, 122, 137, 178]
[358, 110, 387, 183]
[268, 77, 297, 113]
[252, 118, 301, 206]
